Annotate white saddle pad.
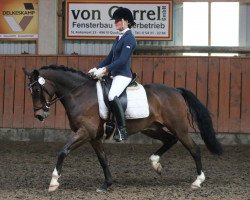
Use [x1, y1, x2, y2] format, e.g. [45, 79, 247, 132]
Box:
[96, 81, 149, 120]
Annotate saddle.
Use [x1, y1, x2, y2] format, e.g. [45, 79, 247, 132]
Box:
[96, 74, 149, 120]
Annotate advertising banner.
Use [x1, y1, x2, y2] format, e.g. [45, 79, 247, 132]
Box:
[65, 0, 172, 40]
[0, 0, 38, 40]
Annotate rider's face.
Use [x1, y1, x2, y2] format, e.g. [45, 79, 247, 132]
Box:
[114, 19, 128, 31]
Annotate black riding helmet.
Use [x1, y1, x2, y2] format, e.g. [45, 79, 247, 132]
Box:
[112, 7, 136, 28]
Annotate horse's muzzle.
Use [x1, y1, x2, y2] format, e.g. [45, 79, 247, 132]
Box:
[35, 114, 45, 121]
[35, 110, 49, 121]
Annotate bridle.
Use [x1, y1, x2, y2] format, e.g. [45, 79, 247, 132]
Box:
[28, 76, 90, 112]
[28, 78, 55, 112]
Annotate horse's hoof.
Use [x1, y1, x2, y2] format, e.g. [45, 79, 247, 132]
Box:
[191, 171, 205, 189]
[150, 155, 162, 175]
[48, 185, 59, 192]
[96, 182, 111, 193]
[96, 187, 107, 193]
[156, 164, 162, 175]
[152, 162, 162, 175]
[191, 184, 201, 189]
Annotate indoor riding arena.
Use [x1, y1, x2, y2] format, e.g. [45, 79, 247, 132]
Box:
[0, 0, 250, 200]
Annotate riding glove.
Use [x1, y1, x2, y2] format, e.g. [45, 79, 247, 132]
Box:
[93, 67, 106, 79]
[88, 67, 97, 75]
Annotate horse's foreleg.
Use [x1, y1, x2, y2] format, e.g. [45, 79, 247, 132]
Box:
[48, 127, 90, 192]
[90, 139, 112, 192]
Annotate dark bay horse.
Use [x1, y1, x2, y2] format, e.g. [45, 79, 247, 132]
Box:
[23, 65, 222, 192]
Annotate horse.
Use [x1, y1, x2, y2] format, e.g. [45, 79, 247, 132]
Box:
[23, 65, 223, 192]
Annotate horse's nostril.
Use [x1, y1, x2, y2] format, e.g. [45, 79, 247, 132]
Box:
[35, 115, 44, 121]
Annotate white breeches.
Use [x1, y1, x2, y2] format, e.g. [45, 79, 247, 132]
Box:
[108, 75, 132, 101]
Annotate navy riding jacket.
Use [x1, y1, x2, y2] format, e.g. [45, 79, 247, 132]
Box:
[97, 30, 136, 78]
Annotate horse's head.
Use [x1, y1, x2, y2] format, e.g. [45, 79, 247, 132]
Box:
[23, 68, 56, 121]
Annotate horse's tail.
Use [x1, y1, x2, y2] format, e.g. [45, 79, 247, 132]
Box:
[177, 87, 223, 155]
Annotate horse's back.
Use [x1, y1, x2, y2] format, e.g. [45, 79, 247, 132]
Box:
[143, 83, 189, 126]
[143, 83, 183, 102]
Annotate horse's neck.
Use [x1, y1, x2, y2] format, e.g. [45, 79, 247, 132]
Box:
[42, 70, 88, 94]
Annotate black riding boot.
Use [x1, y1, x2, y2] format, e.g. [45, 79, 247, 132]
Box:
[109, 96, 128, 142]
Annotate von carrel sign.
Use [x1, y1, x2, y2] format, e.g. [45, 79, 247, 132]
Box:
[65, 0, 172, 40]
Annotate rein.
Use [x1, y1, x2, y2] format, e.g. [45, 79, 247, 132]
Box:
[48, 79, 90, 106]
[30, 77, 91, 111]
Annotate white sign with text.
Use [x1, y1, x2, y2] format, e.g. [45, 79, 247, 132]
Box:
[65, 1, 172, 40]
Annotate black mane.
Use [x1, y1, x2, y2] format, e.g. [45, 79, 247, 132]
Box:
[40, 65, 90, 79]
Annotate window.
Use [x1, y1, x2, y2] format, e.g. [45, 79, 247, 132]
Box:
[211, 2, 239, 46]
[183, 2, 239, 56]
[183, 2, 208, 46]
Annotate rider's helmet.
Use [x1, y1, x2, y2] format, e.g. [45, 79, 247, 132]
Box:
[112, 7, 136, 28]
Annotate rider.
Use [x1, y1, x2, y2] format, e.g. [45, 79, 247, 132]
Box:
[88, 7, 136, 141]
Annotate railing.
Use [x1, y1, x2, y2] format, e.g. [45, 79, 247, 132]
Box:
[134, 46, 250, 55]
[0, 55, 250, 133]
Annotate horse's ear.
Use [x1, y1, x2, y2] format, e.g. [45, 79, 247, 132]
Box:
[22, 67, 31, 77]
[33, 69, 40, 78]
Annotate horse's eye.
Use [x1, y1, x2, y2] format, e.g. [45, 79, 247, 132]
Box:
[35, 89, 40, 93]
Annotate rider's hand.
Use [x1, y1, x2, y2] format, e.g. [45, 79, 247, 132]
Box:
[88, 68, 97, 75]
[93, 67, 107, 79]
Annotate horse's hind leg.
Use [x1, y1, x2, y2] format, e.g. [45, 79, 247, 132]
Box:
[189, 142, 205, 189]
[150, 133, 178, 175]
[90, 139, 112, 192]
[177, 131, 205, 189]
[49, 127, 91, 192]
[142, 126, 178, 175]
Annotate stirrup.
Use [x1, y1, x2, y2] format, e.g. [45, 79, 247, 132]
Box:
[113, 128, 128, 142]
